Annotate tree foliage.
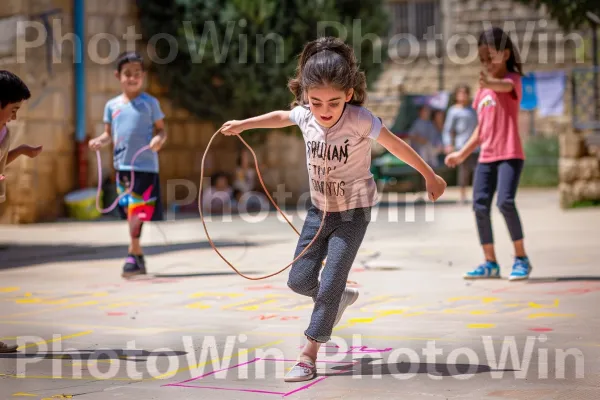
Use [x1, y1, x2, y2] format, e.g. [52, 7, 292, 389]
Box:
[137, 0, 390, 126]
[516, 0, 600, 31]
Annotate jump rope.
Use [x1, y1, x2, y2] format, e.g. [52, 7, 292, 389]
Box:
[94, 127, 330, 281]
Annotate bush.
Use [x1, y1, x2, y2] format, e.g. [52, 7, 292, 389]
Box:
[520, 136, 559, 187]
[137, 0, 390, 132]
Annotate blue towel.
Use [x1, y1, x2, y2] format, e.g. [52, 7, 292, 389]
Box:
[520, 73, 537, 111]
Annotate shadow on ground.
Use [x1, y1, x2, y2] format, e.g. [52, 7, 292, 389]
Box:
[0, 349, 187, 362]
[527, 276, 600, 283]
[0, 239, 257, 270]
[324, 357, 516, 377]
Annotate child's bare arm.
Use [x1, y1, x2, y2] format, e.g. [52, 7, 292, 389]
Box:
[221, 111, 294, 135]
[376, 126, 446, 201]
[6, 145, 42, 165]
[149, 119, 167, 151]
[89, 124, 112, 150]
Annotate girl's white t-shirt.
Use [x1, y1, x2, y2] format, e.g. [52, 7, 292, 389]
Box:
[0, 126, 10, 203]
[289, 104, 382, 212]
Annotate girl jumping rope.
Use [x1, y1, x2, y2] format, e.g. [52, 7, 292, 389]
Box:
[221, 37, 447, 382]
[445, 27, 532, 281]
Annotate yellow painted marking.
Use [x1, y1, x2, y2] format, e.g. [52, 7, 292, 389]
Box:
[467, 323, 496, 329]
[221, 298, 260, 309]
[469, 310, 495, 315]
[186, 302, 211, 310]
[448, 296, 500, 304]
[15, 298, 43, 304]
[347, 317, 375, 324]
[17, 331, 93, 350]
[153, 340, 284, 380]
[12, 393, 37, 397]
[376, 309, 405, 317]
[403, 312, 425, 317]
[240, 299, 278, 311]
[528, 299, 559, 309]
[24, 293, 33, 297]
[190, 292, 244, 299]
[441, 309, 461, 314]
[0, 287, 20, 293]
[0, 336, 18, 340]
[505, 303, 523, 307]
[527, 312, 575, 319]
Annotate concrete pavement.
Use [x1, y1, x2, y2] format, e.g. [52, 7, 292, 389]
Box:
[1, 188, 599, 399]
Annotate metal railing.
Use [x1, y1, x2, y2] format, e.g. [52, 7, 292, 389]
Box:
[571, 66, 600, 132]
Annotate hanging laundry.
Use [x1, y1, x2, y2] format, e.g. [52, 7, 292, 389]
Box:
[533, 70, 566, 117]
[520, 73, 537, 111]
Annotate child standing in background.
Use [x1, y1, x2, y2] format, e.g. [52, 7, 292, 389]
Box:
[89, 52, 167, 278]
[442, 84, 478, 203]
[446, 27, 532, 281]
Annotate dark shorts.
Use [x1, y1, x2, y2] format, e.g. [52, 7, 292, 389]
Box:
[458, 153, 478, 187]
[116, 170, 164, 222]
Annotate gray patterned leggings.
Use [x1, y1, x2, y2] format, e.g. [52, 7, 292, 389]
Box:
[287, 205, 371, 343]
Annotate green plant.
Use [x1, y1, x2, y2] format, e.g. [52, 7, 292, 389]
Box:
[137, 0, 390, 139]
[520, 136, 559, 187]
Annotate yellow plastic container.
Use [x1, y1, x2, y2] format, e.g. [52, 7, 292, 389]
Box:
[64, 188, 102, 220]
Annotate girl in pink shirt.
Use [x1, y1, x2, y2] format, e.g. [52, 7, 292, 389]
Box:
[446, 27, 532, 281]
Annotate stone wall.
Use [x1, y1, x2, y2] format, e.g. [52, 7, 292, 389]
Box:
[558, 131, 600, 207]
[0, 0, 75, 224]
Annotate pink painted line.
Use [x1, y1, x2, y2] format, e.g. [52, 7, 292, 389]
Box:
[175, 358, 261, 384]
[167, 383, 285, 395]
[260, 358, 355, 365]
[283, 376, 328, 397]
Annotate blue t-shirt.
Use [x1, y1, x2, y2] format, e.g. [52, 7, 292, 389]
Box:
[441, 105, 478, 150]
[103, 93, 165, 173]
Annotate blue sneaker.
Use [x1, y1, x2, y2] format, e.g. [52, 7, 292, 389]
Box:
[509, 257, 532, 281]
[463, 261, 501, 279]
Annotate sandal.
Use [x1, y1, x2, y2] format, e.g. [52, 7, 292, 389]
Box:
[283, 360, 316, 382]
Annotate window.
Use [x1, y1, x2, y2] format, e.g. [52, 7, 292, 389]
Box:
[387, 0, 440, 41]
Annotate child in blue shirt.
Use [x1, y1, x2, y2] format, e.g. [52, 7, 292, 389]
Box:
[89, 52, 167, 278]
[442, 84, 478, 203]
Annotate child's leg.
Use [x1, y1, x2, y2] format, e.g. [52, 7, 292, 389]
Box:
[119, 171, 162, 278]
[496, 160, 531, 280]
[285, 208, 370, 382]
[465, 162, 500, 279]
[287, 206, 330, 299]
[303, 208, 370, 344]
[473, 162, 498, 258]
[496, 160, 525, 251]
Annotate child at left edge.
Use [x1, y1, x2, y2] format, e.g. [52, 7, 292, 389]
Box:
[89, 52, 167, 278]
[0, 69, 43, 353]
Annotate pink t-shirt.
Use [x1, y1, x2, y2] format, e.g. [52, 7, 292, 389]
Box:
[473, 72, 525, 163]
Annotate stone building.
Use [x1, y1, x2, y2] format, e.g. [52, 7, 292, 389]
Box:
[0, 0, 597, 224]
